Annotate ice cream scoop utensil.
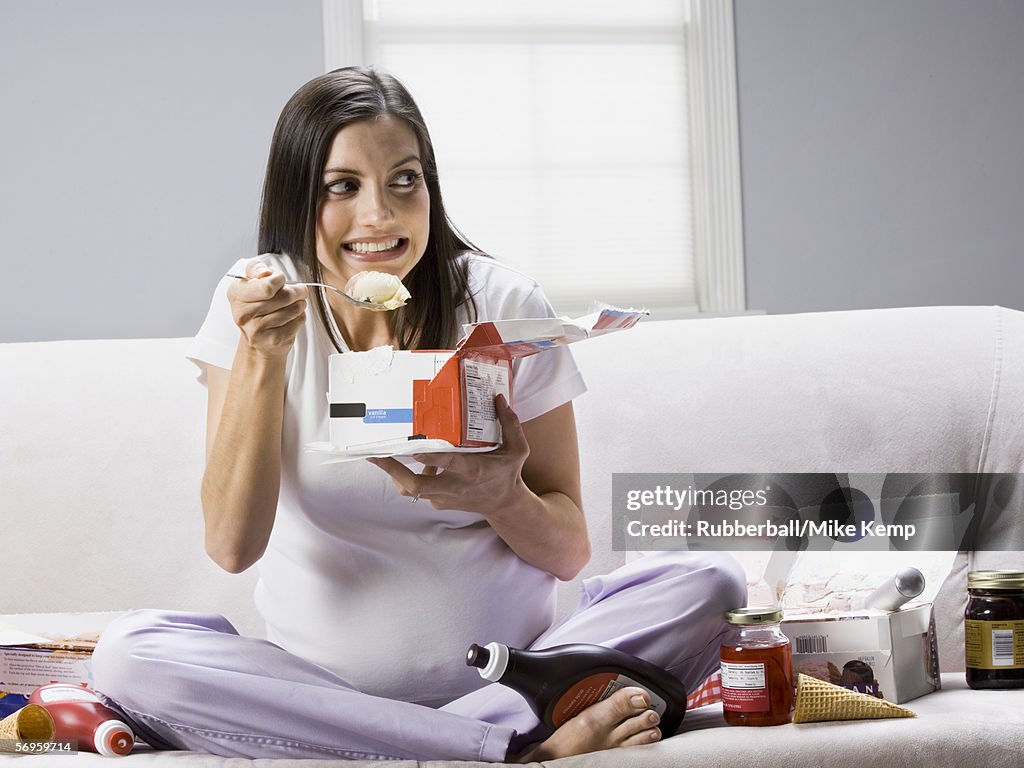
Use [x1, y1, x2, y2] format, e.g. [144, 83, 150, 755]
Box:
[225, 274, 396, 311]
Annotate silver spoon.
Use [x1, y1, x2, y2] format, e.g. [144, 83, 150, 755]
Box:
[225, 273, 404, 312]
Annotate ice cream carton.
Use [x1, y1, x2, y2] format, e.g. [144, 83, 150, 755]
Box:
[0, 612, 122, 718]
[324, 307, 646, 458]
[781, 603, 940, 704]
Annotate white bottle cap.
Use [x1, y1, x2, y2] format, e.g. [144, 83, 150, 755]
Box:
[93, 719, 135, 757]
[476, 642, 510, 682]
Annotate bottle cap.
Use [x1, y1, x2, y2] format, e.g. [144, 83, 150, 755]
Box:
[968, 570, 1024, 590]
[94, 719, 134, 757]
[725, 607, 783, 624]
[466, 644, 490, 668]
[466, 642, 508, 682]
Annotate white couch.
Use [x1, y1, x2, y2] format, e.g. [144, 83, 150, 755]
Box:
[3, 305, 1024, 767]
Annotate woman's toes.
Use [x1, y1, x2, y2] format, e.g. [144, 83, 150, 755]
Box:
[574, 687, 647, 732]
[621, 727, 662, 748]
[613, 705, 661, 742]
[620, 688, 652, 716]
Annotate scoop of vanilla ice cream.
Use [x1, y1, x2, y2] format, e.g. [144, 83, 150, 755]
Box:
[344, 271, 411, 310]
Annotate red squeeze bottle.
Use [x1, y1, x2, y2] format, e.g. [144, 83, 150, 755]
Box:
[28, 683, 134, 756]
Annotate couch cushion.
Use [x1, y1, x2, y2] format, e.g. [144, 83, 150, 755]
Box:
[0, 338, 262, 637]
[570, 306, 1024, 664]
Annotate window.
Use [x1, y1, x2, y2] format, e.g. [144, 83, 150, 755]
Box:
[324, 0, 744, 317]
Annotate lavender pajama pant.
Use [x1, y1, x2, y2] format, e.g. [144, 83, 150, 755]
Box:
[90, 552, 746, 761]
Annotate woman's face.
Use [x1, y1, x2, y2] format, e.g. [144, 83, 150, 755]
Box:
[315, 115, 430, 287]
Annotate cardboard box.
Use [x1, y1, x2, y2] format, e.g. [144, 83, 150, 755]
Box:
[0, 612, 122, 718]
[328, 307, 645, 456]
[781, 603, 940, 704]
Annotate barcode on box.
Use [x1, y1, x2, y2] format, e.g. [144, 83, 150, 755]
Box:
[992, 629, 1014, 666]
[795, 635, 829, 654]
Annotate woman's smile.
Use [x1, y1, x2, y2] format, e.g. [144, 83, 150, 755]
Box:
[342, 236, 411, 262]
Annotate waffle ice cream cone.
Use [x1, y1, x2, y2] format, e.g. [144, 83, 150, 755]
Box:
[793, 673, 916, 723]
[0, 704, 56, 750]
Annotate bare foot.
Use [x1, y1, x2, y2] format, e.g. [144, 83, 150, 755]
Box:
[513, 687, 661, 762]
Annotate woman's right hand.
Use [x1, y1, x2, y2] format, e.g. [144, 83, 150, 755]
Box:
[228, 259, 309, 359]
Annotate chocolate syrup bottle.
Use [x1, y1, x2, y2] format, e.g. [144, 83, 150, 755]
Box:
[466, 642, 687, 737]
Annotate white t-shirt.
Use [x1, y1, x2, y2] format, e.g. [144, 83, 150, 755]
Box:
[187, 252, 586, 706]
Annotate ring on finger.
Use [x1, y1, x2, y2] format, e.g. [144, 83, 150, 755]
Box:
[411, 493, 421, 503]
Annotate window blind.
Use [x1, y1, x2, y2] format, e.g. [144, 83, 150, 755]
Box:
[363, 0, 695, 316]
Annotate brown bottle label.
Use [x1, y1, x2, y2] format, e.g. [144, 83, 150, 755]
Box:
[551, 673, 668, 726]
[965, 619, 1024, 670]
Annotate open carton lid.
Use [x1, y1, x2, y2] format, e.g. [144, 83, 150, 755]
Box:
[455, 307, 648, 362]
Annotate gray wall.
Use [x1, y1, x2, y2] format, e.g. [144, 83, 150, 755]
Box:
[736, 0, 1024, 314]
[0, 0, 323, 342]
[2, 1, 1022, 342]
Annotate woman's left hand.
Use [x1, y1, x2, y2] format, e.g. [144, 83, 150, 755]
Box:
[367, 393, 530, 514]
[369, 395, 590, 579]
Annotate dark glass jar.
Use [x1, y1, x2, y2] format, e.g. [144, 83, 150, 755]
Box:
[965, 570, 1024, 689]
[720, 607, 794, 726]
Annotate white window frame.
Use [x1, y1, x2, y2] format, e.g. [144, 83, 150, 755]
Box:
[322, 0, 745, 315]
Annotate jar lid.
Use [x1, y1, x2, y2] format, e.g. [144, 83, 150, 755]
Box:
[968, 570, 1024, 590]
[726, 607, 783, 624]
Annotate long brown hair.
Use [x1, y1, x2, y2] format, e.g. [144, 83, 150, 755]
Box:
[257, 66, 478, 350]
